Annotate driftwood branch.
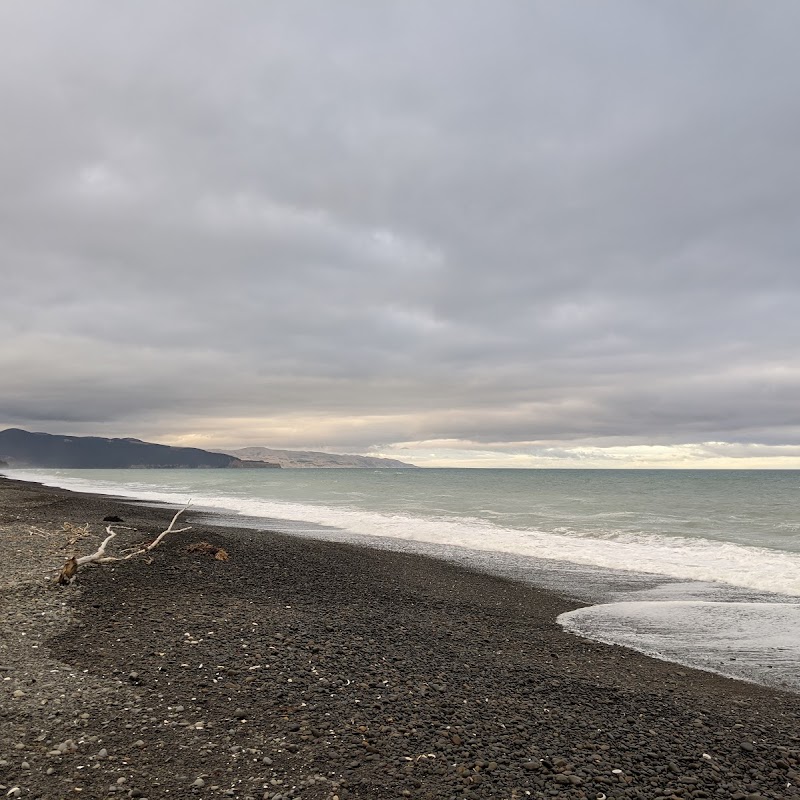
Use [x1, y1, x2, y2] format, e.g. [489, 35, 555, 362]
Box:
[75, 526, 118, 566]
[56, 503, 191, 584]
[120, 505, 192, 560]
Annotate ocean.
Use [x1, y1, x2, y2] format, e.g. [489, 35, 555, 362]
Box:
[8, 467, 800, 693]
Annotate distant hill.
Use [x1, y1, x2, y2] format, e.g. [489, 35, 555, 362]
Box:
[221, 446, 418, 469]
[0, 429, 280, 469]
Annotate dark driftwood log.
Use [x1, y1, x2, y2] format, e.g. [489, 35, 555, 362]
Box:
[57, 556, 78, 585]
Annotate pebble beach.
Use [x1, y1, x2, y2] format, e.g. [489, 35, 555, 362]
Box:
[0, 475, 798, 800]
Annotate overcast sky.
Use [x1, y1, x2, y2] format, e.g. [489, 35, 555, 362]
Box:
[2, 1, 800, 467]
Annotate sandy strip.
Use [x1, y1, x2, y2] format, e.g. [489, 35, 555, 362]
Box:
[0, 475, 798, 799]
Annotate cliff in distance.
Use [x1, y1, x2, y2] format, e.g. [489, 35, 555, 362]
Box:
[0, 429, 280, 469]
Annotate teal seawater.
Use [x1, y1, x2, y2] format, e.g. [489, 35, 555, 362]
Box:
[13, 467, 800, 546]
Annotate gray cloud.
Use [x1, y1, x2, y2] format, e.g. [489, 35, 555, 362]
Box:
[2, 1, 800, 461]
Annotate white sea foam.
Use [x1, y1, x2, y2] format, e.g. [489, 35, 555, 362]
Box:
[11, 469, 800, 598]
[558, 601, 800, 691]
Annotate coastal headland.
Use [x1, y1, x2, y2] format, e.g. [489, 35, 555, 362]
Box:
[0, 476, 797, 799]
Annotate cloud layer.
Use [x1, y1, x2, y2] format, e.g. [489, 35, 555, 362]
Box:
[2, 2, 799, 465]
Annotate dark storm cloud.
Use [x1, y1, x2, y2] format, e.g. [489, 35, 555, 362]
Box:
[2, 1, 800, 458]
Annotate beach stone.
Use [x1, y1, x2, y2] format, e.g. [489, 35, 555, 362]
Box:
[191, 777, 206, 788]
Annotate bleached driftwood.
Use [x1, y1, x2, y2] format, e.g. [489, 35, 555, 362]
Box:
[56, 504, 191, 584]
[119, 510, 192, 561]
[74, 526, 119, 566]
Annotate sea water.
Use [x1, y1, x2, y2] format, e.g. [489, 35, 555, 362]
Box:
[7, 467, 800, 692]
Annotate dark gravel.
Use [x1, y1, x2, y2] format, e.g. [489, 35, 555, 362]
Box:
[1, 476, 798, 799]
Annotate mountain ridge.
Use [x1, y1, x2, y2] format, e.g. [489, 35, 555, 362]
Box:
[0, 429, 279, 469]
[220, 446, 418, 469]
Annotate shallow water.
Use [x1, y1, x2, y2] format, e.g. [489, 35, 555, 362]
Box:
[559, 599, 800, 692]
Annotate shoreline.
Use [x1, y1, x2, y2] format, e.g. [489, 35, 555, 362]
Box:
[7, 468, 800, 693]
[1, 475, 798, 799]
